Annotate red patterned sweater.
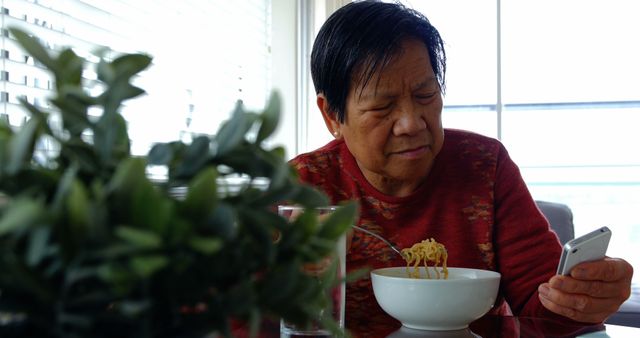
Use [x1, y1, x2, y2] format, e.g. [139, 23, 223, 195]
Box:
[290, 129, 567, 337]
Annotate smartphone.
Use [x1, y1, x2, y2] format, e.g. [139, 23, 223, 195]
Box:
[556, 226, 611, 276]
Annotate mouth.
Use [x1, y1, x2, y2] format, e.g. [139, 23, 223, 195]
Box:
[392, 145, 431, 159]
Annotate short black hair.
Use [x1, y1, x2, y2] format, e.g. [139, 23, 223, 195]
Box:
[310, 0, 446, 123]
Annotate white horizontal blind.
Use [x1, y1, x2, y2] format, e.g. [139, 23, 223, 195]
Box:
[0, 0, 272, 155]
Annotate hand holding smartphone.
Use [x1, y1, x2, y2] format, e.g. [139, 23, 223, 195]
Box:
[556, 226, 611, 276]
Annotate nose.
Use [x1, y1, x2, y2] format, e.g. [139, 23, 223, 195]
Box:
[393, 105, 426, 136]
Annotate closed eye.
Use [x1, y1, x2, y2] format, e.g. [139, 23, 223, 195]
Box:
[416, 93, 436, 99]
[370, 104, 392, 111]
[415, 93, 437, 104]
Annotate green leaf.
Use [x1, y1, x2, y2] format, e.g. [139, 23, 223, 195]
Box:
[55, 49, 83, 87]
[115, 300, 150, 317]
[291, 185, 330, 208]
[96, 111, 131, 163]
[96, 58, 115, 83]
[109, 157, 147, 195]
[88, 244, 138, 260]
[59, 140, 100, 174]
[148, 142, 175, 165]
[50, 86, 94, 136]
[175, 136, 211, 178]
[203, 202, 238, 240]
[0, 198, 44, 235]
[188, 237, 223, 255]
[270, 146, 286, 161]
[97, 263, 136, 295]
[293, 208, 320, 239]
[6, 117, 40, 175]
[248, 178, 299, 208]
[0, 120, 13, 173]
[130, 181, 173, 235]
[66, 266, 102, 284]
[8, 27, 55, 70]
[63, 85, 98, 106]
[216, 144, 271, 177]
[308, 237, 338, 258]
[130, 255, 168, 278]
[0, 253, 54, 303]
[259, 260, 300, 306]
[0, 112, 9, 124]
[25, 227, 51, 267]
[164, 218, 192, 246]
[66, 179, 91, 229]
[99, 82, 146, 114]
[111, 53, 153, 80]
[51, 165, 79, 213]
[214, 103, 257, 157]
[95, 53, 150, 116]
[268, 158, 290, 191]
[182, 167, 218, 218]
[115, 226, 162, 248]
[256, 91, 281, 143]
[1, 168, 59, 198]
[240, 208, 276, 264]
[51, 99, 90, 136]
[317, 201, 358, 240]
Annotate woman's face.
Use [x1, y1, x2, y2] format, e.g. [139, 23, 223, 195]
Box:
[322, 39, 444, 196]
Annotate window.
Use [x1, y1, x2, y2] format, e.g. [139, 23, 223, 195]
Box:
[392, 0, 640, 282]
[0, 0, 291, 156]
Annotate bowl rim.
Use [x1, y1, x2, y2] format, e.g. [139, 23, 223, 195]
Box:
[371, 266, 501, 282]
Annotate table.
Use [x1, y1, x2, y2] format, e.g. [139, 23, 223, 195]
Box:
[253, 315, 640, 337]
[384, 316, 640, 338]
[579, 323, 640, 338]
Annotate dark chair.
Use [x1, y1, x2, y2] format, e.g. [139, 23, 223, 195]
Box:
[535, 200, 575, 245]
[607, 283, 640, 328]
[535, 200, 640, 328]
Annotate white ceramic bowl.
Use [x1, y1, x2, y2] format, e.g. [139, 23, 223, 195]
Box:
[371, 267, 501, 331]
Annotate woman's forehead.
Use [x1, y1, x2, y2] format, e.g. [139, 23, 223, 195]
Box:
[355, 76, 438, 103]
[351, 41, 435, 101]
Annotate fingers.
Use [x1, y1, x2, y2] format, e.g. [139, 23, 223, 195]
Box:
[540, 257, 634, 323]
[570, 257, 634, 282]
[538, 283, 619, 323]
[539, 259, 632, 322]
[539, 283, 621, 314]
[538, 284, 611, 323]
[549, 275, 628, 299]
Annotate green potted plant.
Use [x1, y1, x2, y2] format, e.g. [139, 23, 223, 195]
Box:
[0, 28, 357, 337]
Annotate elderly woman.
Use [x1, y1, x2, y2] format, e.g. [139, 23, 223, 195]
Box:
[290, 0, 633, 336]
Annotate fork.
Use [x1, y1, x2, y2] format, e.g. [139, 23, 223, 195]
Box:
[352, 225, 407, 259]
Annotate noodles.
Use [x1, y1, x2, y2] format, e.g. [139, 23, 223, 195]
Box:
[401, 238, 448, 279]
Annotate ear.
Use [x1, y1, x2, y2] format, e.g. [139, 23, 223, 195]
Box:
[317, 94, 342, 138]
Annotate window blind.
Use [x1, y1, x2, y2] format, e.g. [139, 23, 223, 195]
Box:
[0, 0, 273, 155]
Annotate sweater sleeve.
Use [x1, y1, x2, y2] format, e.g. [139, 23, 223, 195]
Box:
[492, 144, 566, 318]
